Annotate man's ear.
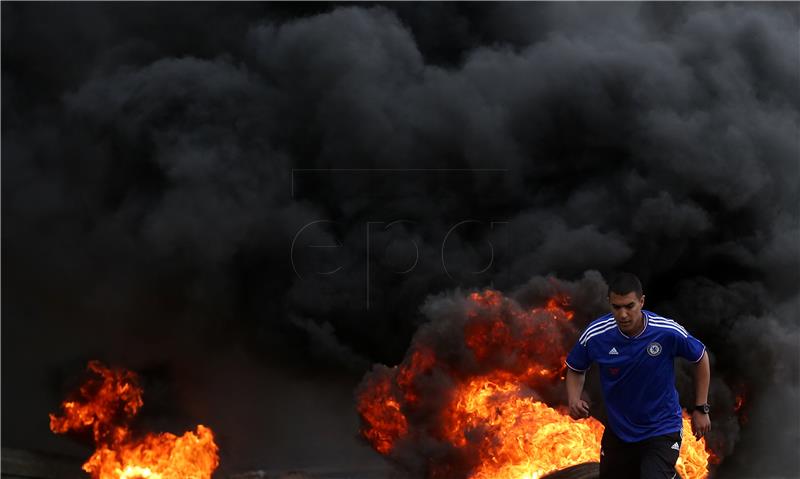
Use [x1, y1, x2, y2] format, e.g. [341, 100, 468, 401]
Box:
[640, 294, 646, 307]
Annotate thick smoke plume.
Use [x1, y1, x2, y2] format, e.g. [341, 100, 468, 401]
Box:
[3, 3, 798, 477]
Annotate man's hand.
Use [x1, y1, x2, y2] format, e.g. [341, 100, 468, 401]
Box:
[569, 399, 590, 420]
[565, 368, 590, 419]
[691, 410, 711, 439]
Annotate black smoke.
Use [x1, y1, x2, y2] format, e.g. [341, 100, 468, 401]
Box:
[2, 3, 798, 477]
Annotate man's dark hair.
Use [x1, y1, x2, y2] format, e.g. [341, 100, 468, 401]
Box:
[607, 273, 644, 298]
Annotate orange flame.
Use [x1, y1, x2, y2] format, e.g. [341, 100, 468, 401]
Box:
[543, 296, 574, 321]
[677, 413, 713, 479]
[356, 366, 408, 454]
[733, 392, 748, 425]
[357, 290, 714, 479]
[445, 375, 604, 479]
[734, 395, 744, 412]
[397, 348, 437, 404]
[50, 361, 219, 479]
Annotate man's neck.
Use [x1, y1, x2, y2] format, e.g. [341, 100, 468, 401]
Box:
[629, 313, 645, 336]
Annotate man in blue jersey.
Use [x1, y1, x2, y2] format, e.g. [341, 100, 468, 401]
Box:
[565, 273, 711, 479]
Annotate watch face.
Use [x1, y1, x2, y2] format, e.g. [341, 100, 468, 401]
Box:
[703, 404, 710, 414]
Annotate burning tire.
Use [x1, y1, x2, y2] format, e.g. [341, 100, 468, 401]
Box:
[541, 462, 599, 479]
[540, 462, 685, 479]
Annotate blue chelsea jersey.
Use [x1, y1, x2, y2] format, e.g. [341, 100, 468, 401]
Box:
[565, 310, 706, 443]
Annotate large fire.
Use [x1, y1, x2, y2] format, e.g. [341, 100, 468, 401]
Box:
[50, 361, 219, 479]
[357, 289, 713, 479]
[446, 375, 604, 479]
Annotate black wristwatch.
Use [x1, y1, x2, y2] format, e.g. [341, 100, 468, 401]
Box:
[694, 403, 711, 414]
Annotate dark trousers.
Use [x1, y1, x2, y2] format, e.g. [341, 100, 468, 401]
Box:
[598, 428, 682, 479]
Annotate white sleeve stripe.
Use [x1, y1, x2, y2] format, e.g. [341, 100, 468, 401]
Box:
[581, 323, 618, 345]
[578, 318, 615, 341]
[649, 320, 688, 335]
[648, 315, 689, 334]
[565, 360, 587, 372]
[648, 314, 683, 324]
[649, 322, 688, 337]
[578, 318, 615, 342]
[649, 318, 688, 335]
[649, 323, 688, 338]
[692, 346, 706, 363]
[648, 316, 688, 330]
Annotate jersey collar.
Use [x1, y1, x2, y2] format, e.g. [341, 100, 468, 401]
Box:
[618, 310, 649, 339]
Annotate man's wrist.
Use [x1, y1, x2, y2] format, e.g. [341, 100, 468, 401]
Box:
[693, 403, 711, 414]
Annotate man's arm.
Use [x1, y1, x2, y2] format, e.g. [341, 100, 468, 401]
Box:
[691, 350, 711, 439]
[566, 368, 590, 419]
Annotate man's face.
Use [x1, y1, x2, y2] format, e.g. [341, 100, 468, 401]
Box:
[608, 291, 645, 335]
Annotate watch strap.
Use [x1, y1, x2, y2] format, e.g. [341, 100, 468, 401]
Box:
[694, 403, 710, 414]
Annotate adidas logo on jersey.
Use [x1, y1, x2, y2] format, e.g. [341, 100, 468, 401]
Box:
[608, 347, 619, 355]
[671, 442, 680, 451]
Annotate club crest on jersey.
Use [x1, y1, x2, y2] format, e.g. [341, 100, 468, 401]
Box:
[647, 342, 662, 356]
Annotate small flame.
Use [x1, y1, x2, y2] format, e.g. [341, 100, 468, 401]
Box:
[733, 391, 748, 425]
[397, 348, 436, 404]
[542, 296, 574, 321]
[50, 361, 219, 479]
[676, 412, 713, 479]
[356, 367, 408, 454]
[49, 362, 143, 445]
[734, 395, 744, 412]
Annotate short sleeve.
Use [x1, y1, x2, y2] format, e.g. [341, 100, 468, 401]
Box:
[675, 332, 706, 362]
[566, 341, 592, 372]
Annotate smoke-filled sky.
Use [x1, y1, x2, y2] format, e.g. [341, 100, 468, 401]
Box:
[2, 2, 798, 477]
